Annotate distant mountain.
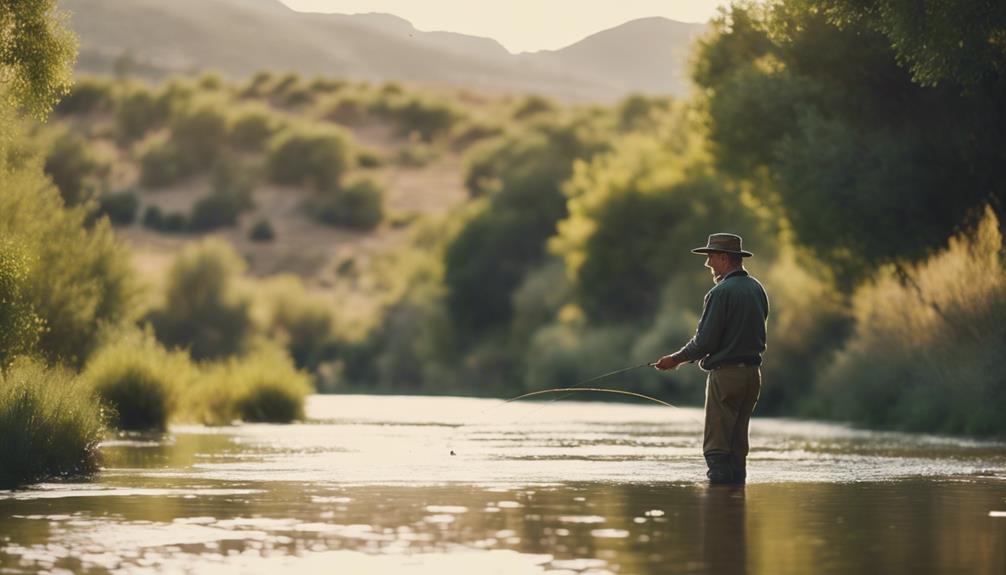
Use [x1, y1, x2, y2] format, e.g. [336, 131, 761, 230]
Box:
[59, 0, 707, 101]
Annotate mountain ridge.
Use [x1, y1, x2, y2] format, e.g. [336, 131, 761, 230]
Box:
[60, 0, 707, 101]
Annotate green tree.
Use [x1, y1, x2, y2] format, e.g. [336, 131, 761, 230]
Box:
[822, 0, 1006, 88]
[555, 136, 773, 322]
[0, 119, 137, 366]
[445, 116, 611, 335]
[0, 1, 77, 119]
[692, 0, 1006, 286]
[0, 245, 40, 367]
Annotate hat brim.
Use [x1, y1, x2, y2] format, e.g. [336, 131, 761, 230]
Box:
[691, 247, 753, 257]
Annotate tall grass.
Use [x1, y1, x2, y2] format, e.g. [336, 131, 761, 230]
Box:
[187, 344, 311, 424]
[0, 359, 105, 489]
[81, 329, 196, 431]
[812, 207, 1006, 435]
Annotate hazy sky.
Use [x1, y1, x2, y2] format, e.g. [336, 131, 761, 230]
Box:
[279, 0, 731, 53]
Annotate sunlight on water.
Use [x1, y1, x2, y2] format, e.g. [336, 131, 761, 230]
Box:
[2, 395, 1005, 574]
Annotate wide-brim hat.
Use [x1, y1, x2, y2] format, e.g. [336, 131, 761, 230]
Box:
[691, 233, 753, 257]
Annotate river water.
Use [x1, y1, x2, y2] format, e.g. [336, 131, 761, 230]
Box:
[2, 395, 1005, 574]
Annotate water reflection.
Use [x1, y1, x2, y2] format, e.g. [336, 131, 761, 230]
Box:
[1, 395, 1005, 574]
[702, 486, 747, 575]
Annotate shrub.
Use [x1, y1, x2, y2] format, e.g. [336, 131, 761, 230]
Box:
[142, 205, 163, 229]
[0, 246, 40, 367]
[54, 78, 114, 116]
[0, 359, 105, 489]
[195, 344, 311, 423]
[44, 131, 107, 205]
[154, 79, 195, 119]
[238, 71, 274, 99]
[396, 142, 438, 167]
[229, 105, 279, 151]
[450, 120, 504, 150]
[512, 95, 556, 120]
[197, 72, 224, 91]
[169, 102, 229, 170]
[97, 190, 139, 225]
[270, 72, 300, 98]
[249, 218, 275, 242]
[149, 239, 254, 360]
[812, 207, 1006, 436]
[322, 93, 370, 124]
[233, 345, 312, 422]
[116, 86, 163, 143]
[308, 77, 346, 94]
[189, 193, 242, 231]
[82, 329, 194, 431]
[309, 176, 384, 230]
[187, 158, 256, 232]
[138, 138, 192, 188]
[372, 94, 460, 141]
[282, 85, 314, 108]
[267, 124, 355, 191]
[357, 148, 384, 168]
[261, 276, 336, 370]
[161, 212, 188, 233]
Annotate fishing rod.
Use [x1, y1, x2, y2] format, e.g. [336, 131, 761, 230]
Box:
[447, 361, 696, 455]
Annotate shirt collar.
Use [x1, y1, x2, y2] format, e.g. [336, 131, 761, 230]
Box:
[716, 267, 748, 283]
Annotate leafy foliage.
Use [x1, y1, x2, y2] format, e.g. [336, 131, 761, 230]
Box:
[0, 1, 77, 119]
[149, 239, 254, 360]
[267, 123, 355, 191]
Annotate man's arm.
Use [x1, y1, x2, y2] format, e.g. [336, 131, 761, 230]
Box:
[654, 289, 728, 370]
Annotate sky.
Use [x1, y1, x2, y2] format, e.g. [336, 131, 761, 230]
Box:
[278, 0, 732, 53]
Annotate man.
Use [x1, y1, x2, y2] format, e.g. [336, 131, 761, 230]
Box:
[653, 233, 769, 484]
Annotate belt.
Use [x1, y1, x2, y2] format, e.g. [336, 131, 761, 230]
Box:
[711, 361, 759, 370]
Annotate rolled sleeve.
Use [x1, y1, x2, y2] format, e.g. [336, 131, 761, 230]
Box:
[671, 289, 727, 362]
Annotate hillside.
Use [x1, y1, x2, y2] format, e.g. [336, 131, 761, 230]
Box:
[59, 0, 706, 101]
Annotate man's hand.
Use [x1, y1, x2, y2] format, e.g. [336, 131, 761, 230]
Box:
[652, 355, 682, 371]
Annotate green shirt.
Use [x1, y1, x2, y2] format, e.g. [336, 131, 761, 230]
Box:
[670, 268, 769, 371]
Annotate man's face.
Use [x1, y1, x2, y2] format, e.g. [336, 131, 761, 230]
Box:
[704, 252, 729, 281]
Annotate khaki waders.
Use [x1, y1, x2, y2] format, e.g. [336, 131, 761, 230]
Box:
[703, 365, 761, 483]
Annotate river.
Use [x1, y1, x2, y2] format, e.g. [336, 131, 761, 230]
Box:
[2, 395, 1005, 574]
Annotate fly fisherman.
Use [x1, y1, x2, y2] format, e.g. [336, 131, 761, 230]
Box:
[653, 233, 769, 484]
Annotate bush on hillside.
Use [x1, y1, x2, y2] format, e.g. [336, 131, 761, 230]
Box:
[267, 124, 355, 191]
[169, 102, 229, 170]
[308, 77, 346, 94]
[229, 105, 280, 151]
[148, 239, 254, 360]
[322, 93, 371, 124]
[138, 138, 193, 188]
[249, 218, 275, 242]
[308, 176, 384, 230]
[0, 359, 105, 489]
[512, 95, 556, 120]
[97, 190, 139, 225]
[116, 86, 164, 143]
[54, 78, 115, 116]
[188, 159, 256, 232]
[357, 148, 384, 168]
[44, 131, 108, 205]
[371, 94, 461, 141]
[238, 71, 274, 99]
